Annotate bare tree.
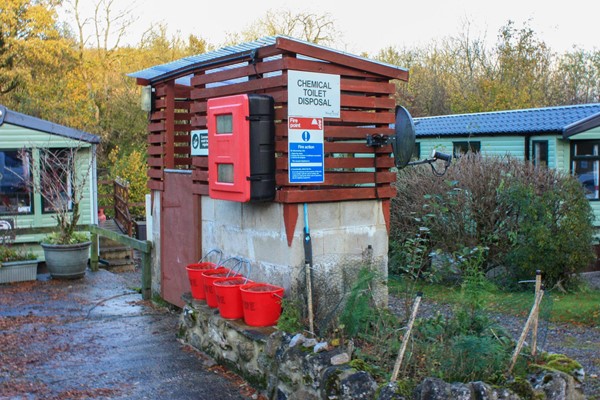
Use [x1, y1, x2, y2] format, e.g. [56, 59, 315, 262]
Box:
[70, 0, 137, 54]
[227, 9, 340, 47]
[19, 145, 95, 244]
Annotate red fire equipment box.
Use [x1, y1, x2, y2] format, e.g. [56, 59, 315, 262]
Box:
[207, 94, 275, 202]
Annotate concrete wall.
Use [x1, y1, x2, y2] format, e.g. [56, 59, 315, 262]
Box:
[201, 197, 389, 324]
[151, 190, 161, 297]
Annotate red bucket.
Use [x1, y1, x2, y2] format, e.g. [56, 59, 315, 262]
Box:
[240, 283, 285, 327]
[214, 277, 253, 319]
[202, 269, 240, 308]
[186, 262, 220, 300]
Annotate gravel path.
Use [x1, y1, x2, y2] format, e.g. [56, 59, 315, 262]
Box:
[388, 285, 600, 399]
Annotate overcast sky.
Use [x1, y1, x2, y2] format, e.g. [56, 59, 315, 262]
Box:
[58, 0, 599, 56]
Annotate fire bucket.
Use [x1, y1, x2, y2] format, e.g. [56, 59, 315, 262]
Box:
[202, 269, 240, 308]
[214, 277, 252, 319]
[185, 249, 223, 300]
[186, 262, 219, 300]
[240, 283, 285, 327]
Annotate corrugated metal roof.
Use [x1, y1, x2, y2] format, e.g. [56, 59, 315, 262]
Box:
[0, 105, 100, 144]
[414, 104, 600, 137]
[128, 35, 407, 84]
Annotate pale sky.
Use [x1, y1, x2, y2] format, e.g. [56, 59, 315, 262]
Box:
[59, 0, 599, 56]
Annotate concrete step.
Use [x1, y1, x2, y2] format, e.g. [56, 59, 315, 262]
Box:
[99, 248, 132, 261]
[100, 258, 136, 273]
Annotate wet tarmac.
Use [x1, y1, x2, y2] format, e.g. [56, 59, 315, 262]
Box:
[0, 269, 261, 399]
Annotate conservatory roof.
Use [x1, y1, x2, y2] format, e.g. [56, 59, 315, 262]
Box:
[0, 105, 100, 144]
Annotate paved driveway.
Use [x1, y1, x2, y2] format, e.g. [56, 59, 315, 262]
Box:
[0, 269, 261, 399]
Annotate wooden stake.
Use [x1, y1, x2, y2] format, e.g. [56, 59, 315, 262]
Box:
[391, 292, 422, 382]
[531, 270, 542, 356]
[306, 261, 315, 336]
[508, 286, 544, 375]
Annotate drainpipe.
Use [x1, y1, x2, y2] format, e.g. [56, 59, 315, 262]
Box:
[91, 144, 99, 225]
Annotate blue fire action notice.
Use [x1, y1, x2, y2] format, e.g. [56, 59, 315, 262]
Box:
[288, 117, 324, 184]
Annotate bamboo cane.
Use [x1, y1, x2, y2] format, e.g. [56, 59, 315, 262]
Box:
[306, 261, 315, 336]
[391, 292, 422, 382]
[508, 286, 544, 375]
[531, 270, 542, 357]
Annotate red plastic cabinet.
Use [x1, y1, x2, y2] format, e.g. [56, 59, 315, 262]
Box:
[207, 94, 275, 202]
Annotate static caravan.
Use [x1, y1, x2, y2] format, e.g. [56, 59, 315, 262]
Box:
[413, 104, 600, 225]
[0, 105, 100, 258]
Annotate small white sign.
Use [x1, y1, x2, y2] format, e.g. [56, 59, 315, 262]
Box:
[288, 70, 340, 118]
[190, 129, 208, 156]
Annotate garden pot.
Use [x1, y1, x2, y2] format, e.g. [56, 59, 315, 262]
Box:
[41, 241, 91, 279]
[186, 262, 221, 300]
[0, 259, 39, 284]
[214, 277, 252, 319]
[240, 283, 285, 327]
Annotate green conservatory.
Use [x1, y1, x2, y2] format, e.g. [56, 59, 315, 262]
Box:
[0, 105, 100, 259]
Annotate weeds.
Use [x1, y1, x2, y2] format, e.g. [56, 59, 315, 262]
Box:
[277, 298, 304, 334]
[338, 265, 527, 386]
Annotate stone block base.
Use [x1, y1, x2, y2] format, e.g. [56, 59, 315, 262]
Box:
[178, 293, 380, 399]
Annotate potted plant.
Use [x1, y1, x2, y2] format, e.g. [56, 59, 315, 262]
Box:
[21, 146, 94, 279]
[0, 226, 38, 283]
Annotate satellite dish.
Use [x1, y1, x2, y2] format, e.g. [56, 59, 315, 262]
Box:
[391, 106, 416, 168]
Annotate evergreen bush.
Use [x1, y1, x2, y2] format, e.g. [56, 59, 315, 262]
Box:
[391, 153, 595, 289]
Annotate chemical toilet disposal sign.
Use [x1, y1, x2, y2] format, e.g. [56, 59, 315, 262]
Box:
[288, 70, 340, 118]
[287, 70, 340, 184]
[288, 117, 324, 183]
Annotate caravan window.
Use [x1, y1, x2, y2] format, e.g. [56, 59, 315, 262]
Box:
[453, 141, 480, 157]
[40, 148, 74, 213]
[572, 141, 600, 200]
[532, 140, 549, 167]
[0, 150, 32, 214]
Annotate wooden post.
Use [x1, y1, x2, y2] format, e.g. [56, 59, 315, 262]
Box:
[531, 270, 542, 356]
[90, 232, 99, 272]
[508, 286, 544, 375]
[306, 261, 314, 336]
[391, 292, 422, 382]
[141, 249, 151, 300]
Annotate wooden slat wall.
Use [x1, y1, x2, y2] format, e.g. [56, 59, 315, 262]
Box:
[188, 51, 401, 204]
[146, 82, 191, 191]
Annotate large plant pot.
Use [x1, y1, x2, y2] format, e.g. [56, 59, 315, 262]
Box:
[41, 241, 91, 279]
[0, 259, 39, 284]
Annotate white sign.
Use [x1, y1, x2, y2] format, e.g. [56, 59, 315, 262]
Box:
[190, 129, 208, 156]
[288, 70, 340, 118]
[288, 117, 324, 184]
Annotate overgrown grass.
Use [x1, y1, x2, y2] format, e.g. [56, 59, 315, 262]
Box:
[388, 276, 600, 326]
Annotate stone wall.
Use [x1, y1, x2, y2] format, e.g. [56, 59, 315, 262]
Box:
[179, 294, 586, 400]
[179, 294, 382, 399]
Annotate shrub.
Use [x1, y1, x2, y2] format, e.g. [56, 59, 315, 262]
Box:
[99, 146, 148, 219]
[391, 153, 595, 288]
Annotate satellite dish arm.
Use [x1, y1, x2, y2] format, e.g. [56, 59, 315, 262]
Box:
[408, 149, 453, 176]
[366, 105, 452, 175]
